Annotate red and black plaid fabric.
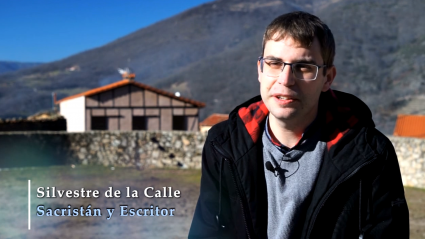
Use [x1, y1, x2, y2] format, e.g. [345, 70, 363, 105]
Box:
[324, 89, 360, 150]
[238, 100, 269, 144]
[237, 89, 361, 150]
[268, 127, 283, 146]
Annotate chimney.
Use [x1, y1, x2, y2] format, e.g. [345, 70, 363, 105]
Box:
[118, 68, 134, 81]
[123, 73, 136, 81]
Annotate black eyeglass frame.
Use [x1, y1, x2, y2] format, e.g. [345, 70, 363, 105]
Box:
[258, 56, 327, 81]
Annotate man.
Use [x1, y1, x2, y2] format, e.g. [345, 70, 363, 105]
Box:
[189, 11, 409, 238]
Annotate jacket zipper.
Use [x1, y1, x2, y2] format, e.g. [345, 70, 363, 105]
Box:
[306, 156, 377, 238]
[212, 142, 251, 239]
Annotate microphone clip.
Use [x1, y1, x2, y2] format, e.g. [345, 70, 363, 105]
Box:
[265, 161, 279, 177]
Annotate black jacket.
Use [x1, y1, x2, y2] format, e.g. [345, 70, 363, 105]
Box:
[189, 90, 409, 238]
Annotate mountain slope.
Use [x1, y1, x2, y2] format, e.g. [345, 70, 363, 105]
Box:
[0, 0, 424, 134]
[0, 61, 43, 75]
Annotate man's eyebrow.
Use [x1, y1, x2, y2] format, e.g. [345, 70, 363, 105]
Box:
[264, 56, 320, 65]
[294, 59, 318, 65]
[264, 55, 283, 61]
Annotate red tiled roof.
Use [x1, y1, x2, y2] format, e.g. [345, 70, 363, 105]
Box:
[199, 113, 229, 127]
[393, 114, 425, 138]
[56, 79, 205, 107]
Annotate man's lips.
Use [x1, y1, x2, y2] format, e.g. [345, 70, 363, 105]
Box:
[272, 95, 298, 104]
[272, 94, 298, 100]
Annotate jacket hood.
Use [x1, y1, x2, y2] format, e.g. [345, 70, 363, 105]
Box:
[230, 89, 375, 151]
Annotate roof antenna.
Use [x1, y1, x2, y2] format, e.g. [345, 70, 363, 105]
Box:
[52, 92, 57, 111]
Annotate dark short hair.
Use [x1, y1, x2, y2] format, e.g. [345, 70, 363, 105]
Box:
[262, 11, 335, 71]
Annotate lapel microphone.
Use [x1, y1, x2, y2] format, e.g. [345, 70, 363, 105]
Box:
[265, 161, 279, 177]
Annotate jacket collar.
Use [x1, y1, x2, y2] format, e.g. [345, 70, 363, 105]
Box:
[210, 90, 380, 238]
[213, 89, 376, 163]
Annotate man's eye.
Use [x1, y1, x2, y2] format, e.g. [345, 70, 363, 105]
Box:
[295, 64, 315, 72]
[266, 61, 283, 67]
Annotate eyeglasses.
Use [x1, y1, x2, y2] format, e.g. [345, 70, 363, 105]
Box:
[258, 56, 326, 81]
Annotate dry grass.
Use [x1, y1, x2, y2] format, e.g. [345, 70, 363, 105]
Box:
[405, 187, 425, 239]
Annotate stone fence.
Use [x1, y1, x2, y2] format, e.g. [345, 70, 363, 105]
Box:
[68, 131, 207, 169]
[0, 132, 423, 188]
[0, 117, 66, 131]
[388, 136, 425, 189]
[0, 131, 206, 169]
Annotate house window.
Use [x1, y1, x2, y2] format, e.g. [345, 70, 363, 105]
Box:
[173, 116, 187, 130]
[133, 116, 147, 130]
[92, 116, 107, 130]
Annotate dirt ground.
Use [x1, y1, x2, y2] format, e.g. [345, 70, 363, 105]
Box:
[405, 187, 425, 239]
[0, 165, 423, 238]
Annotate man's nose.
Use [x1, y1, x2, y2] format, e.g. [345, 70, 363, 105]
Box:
[277, 64, 295, 86]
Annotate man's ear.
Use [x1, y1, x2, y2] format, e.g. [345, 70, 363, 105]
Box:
[257, 60, 262, 83]
[322, 65, 336, 92]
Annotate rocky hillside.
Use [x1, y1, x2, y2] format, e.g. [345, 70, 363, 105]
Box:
[0, 61, 43, 75]
[0, 0, 424, 134]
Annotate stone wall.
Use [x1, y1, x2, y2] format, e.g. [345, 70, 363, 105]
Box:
[388, 136, 425, 189]
[0, 117, 66, 131]
[0, 131, 206, 169]
[67, 131, 206, 169]
[0, 132, 424, 188]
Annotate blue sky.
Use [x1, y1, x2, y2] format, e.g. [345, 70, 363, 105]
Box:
[0, 0, 212, 63]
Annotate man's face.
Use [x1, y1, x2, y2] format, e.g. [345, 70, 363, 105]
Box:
[258, 36, 335, 126]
